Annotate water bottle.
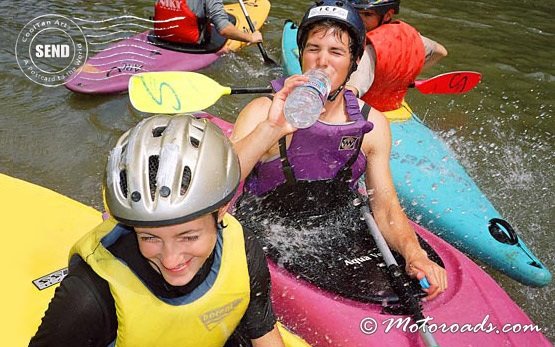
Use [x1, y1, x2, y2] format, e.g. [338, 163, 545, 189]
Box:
[284, 69, 331, 128]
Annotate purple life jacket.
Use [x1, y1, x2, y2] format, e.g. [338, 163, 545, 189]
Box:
[244, 78, 374, 197]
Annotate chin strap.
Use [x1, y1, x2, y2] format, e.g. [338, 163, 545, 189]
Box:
[327, 86, 344, 101]
[327, 60, 359, 102]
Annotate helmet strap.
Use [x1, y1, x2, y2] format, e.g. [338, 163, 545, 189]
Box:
[328, 86, 343, 101]
[327, 60, 358, 102]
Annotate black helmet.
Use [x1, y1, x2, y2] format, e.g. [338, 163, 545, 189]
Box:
[297, 0, 366, 63]
[297, 0, 366, 99]
[348, 0, 400, 15]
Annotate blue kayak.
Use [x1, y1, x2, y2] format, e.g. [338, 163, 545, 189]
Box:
[281, 20, 551, 287]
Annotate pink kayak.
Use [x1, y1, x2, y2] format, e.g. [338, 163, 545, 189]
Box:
[64, 31, 223, 94]
[198, 112, 550, 346]
[65, 0, 271, 94]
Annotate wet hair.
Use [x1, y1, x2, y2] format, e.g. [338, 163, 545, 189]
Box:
[211, 211, 226, 230]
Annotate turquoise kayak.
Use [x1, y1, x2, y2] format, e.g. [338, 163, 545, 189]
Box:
[281, 20, 551, 287]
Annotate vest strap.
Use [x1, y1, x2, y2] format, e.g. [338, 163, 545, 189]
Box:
[278, 136, 296, 185]
[361, 103, 371, 120]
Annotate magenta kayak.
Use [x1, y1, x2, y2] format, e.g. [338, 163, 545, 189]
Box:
[194, 112, 550, 347]
[64, 31, 222, 94]
[65, 0, 271, 94]
[269, 221, 551, 346]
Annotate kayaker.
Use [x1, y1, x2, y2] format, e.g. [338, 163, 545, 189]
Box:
[231, 0, 447, 301]
[346, 0, 448, 111]
[30, 115, 285, 347]
[153, 0, 263, 46]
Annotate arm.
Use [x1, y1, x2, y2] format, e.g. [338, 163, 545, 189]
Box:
[240, 228, 285, 347]
[346, 45, 376, 97]
[30, 257, 116, 347]
[421, 35, 448, 70]
[219, 23, 262, 43]
[205, 0, 262, 43]
[252, 326, 285, 347]
[362, 106, 447, 300]
[231, 75, 307, 181]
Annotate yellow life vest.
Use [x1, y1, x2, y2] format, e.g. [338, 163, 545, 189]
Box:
[71, 213, 250, 347]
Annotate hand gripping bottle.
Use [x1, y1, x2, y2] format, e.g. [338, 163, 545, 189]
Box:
[284, 69, 331, 128]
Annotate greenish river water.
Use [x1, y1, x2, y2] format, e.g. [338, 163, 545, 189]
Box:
[1, 0, 553, 342]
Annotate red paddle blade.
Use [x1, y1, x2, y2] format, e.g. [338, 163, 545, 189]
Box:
[414, 71, 482, 94]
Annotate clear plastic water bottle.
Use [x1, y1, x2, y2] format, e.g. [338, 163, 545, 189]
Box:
[284, 69, 331, 128]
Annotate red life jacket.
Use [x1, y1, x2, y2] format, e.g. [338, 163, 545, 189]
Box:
[360, 21, 425, 112]
[153, 0, 202, 44]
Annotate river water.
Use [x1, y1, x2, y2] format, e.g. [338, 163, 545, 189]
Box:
[1, 0, 553, 342]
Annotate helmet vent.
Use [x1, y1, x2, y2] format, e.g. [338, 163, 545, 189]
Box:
[148, 155, 159, 201]
[190, 137, 200, 148]
[119, 170, 128, 198]
[180, 166, 192, 195]
[152, 126, 166, 138]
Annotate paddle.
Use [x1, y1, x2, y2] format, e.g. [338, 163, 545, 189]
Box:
[237, 0, 278, 65]
[129, 71, 481, 114]
[128, 72, 272, 113]
[358, 199, 440, 347]
[411, 71, 481, 94]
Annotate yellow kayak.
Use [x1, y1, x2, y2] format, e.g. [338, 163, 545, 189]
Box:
[1, 173, 309, 346]
[0, 174, 102, 345]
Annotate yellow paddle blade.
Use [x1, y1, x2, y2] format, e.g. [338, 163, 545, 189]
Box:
[128, 71, 232, 113]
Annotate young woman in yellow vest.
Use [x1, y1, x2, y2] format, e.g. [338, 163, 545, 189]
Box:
[346, 0, 448, 112]
[30, 115, 286, 347]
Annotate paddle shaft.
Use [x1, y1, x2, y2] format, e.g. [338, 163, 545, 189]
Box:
[231, 71, 479, 94]
[230, 86, 273, 95]
[237, 0, 276, 65]
[359, 202, 440, 347]
[128, 71, 480, 114]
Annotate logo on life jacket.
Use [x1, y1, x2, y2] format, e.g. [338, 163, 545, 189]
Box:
[157, 0, 181, 10]
[32, 267, 68, 290]
[200, 298, 244, 331]
[339, 136, 359, 150]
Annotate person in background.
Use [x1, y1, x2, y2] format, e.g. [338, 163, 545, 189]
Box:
[347, 0, 448, 111]
[153, 0, 262, 45]
[30, 115, 285, 347]
[231, 0, 447, 301]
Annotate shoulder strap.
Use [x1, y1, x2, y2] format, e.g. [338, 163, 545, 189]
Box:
[336, 135, 364, 184]
[361, 103, 371, 120]
[278, 137, 296, 185]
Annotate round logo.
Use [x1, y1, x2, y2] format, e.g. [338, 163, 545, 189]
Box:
[15, 14, 88, 87]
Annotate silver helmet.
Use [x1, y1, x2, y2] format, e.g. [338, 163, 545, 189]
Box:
[105, 114, 240, 227]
